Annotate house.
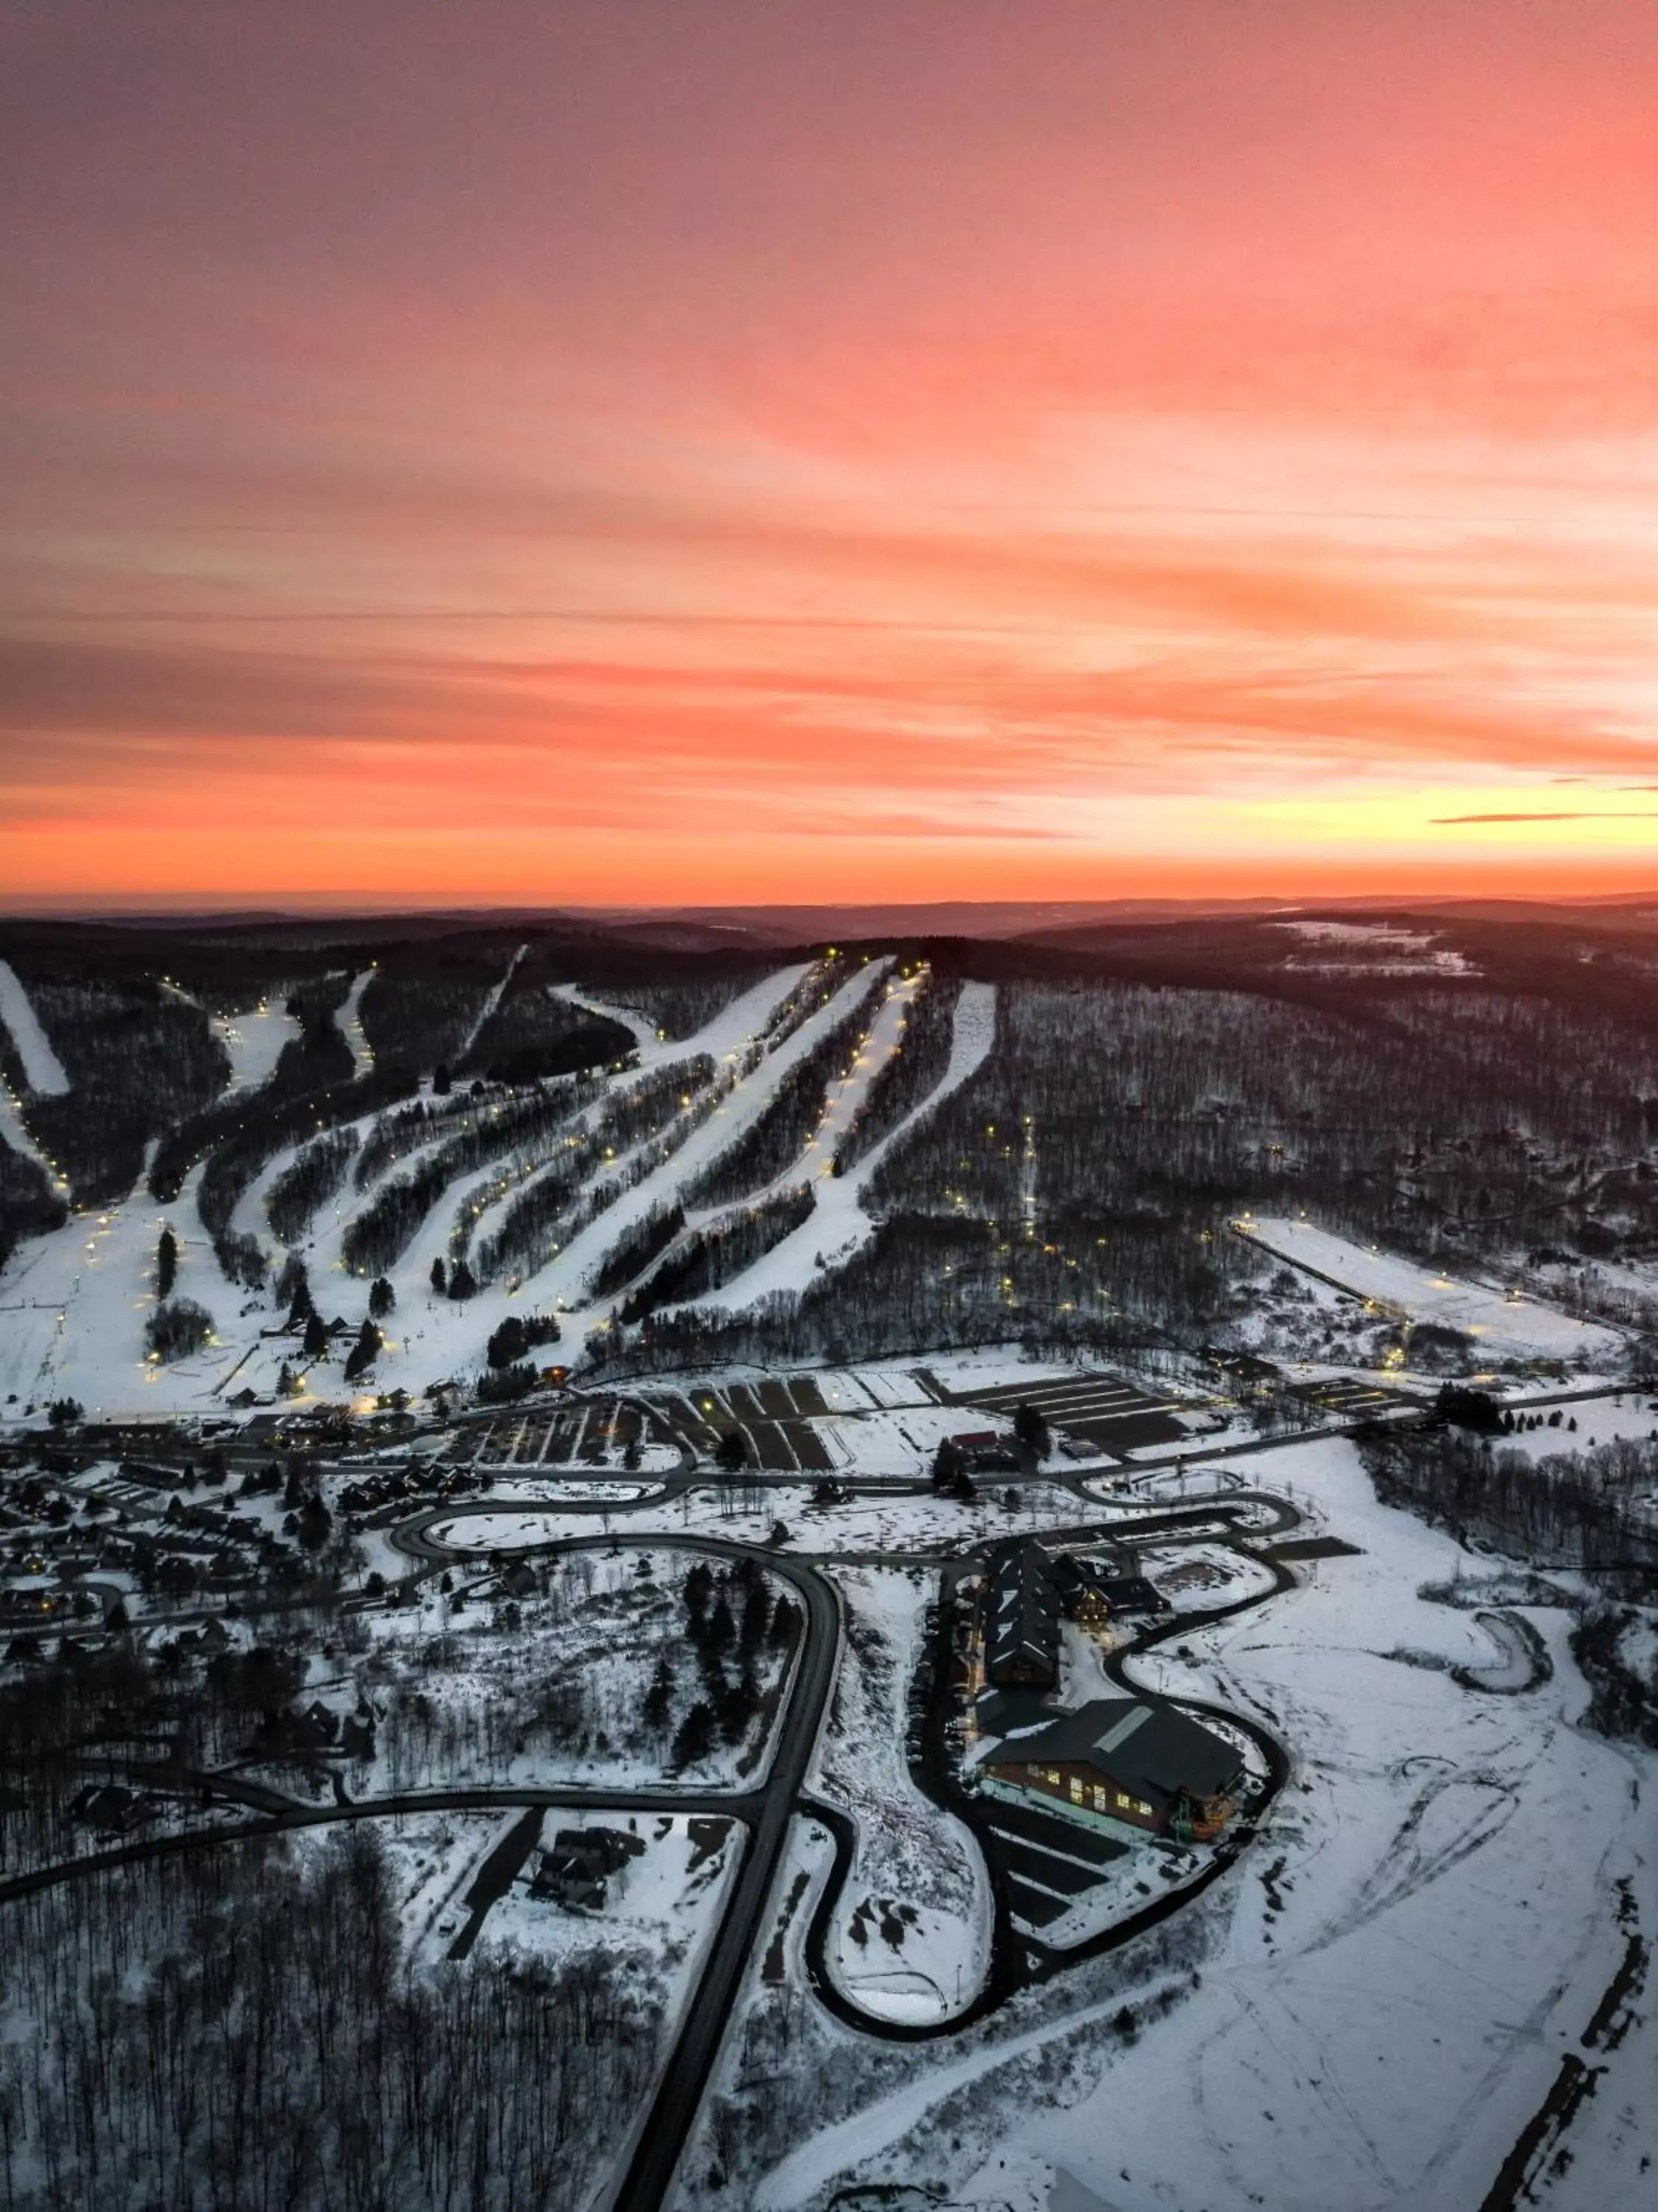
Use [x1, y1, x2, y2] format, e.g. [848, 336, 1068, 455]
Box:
[1048, 1551, 1126, 1634]
[982, 1697, 1245, 1843]
[531, 1824, 644, 1910]
[1090, 1574, 1170, 1618]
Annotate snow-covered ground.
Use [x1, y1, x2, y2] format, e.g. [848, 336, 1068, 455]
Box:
[1238, 1213, 1623, 1366]
[457, 943, 526, 1060]
[424, 1481, 1093, 1559]
[749, 1432, 1657, 2212]
[336, 970, 375, 1079]
[0, 961, 69, 1092]
[0, 1169, 235, 1412]
[1492, 1388, 1658, 1461]
[678, 980, 997, 1316]
[211, 997, 302, 1094]
[816, 1567, 992, 2025]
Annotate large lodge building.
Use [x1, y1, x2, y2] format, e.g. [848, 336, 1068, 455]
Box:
[982, 1697, 1246, 1844]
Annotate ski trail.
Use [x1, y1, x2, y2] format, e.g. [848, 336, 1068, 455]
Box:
[667, 977, 996, 1315]
[336, 970, 375, 1079]
[529, 959, 891, 1329]
[0, 961, 69, 1093]
[457, 944, 528, 1062]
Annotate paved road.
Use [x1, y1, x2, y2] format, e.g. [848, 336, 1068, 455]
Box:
[389, 1522, 845, 2212]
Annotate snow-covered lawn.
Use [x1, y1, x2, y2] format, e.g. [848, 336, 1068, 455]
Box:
[1130, 1540, 1280, 1613]
[1492, 1388, 1658, 1461]
[1238, 1213, 1623, 1366]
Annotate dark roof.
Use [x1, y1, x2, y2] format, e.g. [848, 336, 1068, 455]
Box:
[991, 1697, 1243, 1805]
[1092, 1575, 1169, 1615]
[985, 1540, 1062, 1682]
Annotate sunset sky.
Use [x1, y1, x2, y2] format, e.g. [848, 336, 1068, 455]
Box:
[4, 0, 1658, 909]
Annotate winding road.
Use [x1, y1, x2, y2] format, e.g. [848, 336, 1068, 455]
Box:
[3, 1443, 1312, 2211]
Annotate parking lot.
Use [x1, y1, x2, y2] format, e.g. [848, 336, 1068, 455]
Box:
[442, 1397, 667, 1471]
[977, 1792, 1129, 1931]
[926, 1369, 1193, 1455]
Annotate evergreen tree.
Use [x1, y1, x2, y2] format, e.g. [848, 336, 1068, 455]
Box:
[430, 1256, 447, 1295]
[156, 1225, 177, 1298]
[671, 1700, 715, 1767]
[448, 1257, 476, 1300]
[368, 1275, 395, 1318]
[740, 1582, 771, 1655]
[344, 1321, 383, 1382]
[296, 1494, 333, 1552]
[642, 1653, 675, 1733]
[1013, 1401, 1051, 1459]
[302, 1311, 329, 1359]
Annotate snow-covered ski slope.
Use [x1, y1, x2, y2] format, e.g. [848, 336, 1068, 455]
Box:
[0, 961, 69, 1092]
[669, 977, 996, 1315]
[1239, 1212, 1622, 1365]
[1, 960, 903, 1414]
[210, 998, 301, 1095]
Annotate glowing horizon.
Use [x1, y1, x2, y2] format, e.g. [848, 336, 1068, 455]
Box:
[6, 1, 1658, 908]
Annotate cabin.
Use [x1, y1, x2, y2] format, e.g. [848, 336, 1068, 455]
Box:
[982, 1697, 1245, 1843]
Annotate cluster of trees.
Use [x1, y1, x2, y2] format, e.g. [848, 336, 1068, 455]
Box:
[835, 968, 962, 1171]
[485, 1311, 561, 1367]
[665, 1557, 796, 1766]
[474, 1056, 727, 1287]
[145, 1296, 215, 1363]
[459, 975, 635, 1084]
[265, 975, 357, 1096]
[602, 1205, 1236, 1377]
[266, 1125, 359, 1243]
[618, 1187, 814, 1324]
[0, 1139, 66, 1267]
[0, 1825, 660, 2211]
[580, 967, 763, 1040]
[685, 998, 873, 1208]
[1570, 1604, 1658, 1745]
[158, 1066, 416, 1290]
[340, 1082, 590, 1277]
[590, 1203, 685, 1301]
[757, 955, 842, 1050]
[3, 973, 227, 1206]
[355, 950, 508, 1076]
[1360, 1423, 1658, 1587]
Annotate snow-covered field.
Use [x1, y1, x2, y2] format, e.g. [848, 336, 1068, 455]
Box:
[744, 1432, 1657, 2212]
[1238, 1213, 1623, 1366]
